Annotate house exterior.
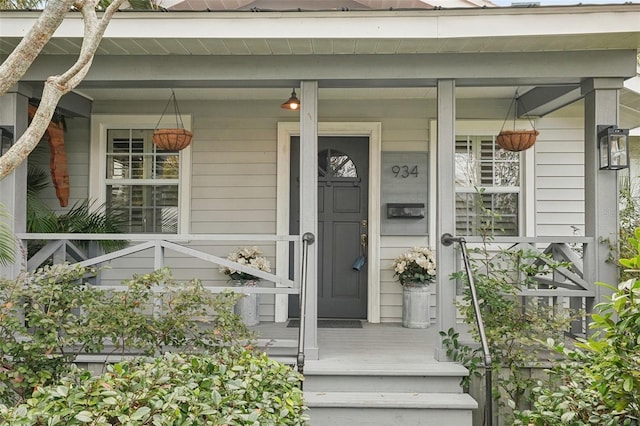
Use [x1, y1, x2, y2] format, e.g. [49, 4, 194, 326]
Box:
[1, 0, 640, 363]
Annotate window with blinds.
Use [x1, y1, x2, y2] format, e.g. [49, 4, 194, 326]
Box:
[455, 135, 520, 236]
[105, 129, 180, 233]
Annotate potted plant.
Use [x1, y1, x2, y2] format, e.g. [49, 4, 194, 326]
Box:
[392, 246, 436, 328]
[220, 246, 271, 326]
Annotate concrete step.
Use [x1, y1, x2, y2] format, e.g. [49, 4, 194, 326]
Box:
[302, 363, 468, 393]
[304, 391, 477, 426]
[257, 338, 298, 356]
[304, 363, 467, 394]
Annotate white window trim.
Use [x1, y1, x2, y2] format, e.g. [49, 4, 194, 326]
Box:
[90, 114, 192, 234]
[429, 120, 535, 239]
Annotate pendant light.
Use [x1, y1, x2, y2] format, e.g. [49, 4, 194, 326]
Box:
[281, 89, 301, 110]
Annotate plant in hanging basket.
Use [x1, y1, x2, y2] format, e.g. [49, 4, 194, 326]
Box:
[152, 128, 193, 151]
[496, 129, 539, 152]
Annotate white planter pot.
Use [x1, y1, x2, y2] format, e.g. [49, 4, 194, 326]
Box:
[233, 280, 260, 326]
[234, 292, 260, 326]
[402, 283, 431, 329]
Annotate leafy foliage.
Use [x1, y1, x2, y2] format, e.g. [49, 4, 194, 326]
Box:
[0, 265, 256, 405]
[0, 203, 16, 266]
[26, 167, 127, 256]
[0, 351, 308, 425]
[514, 227, 640, 425]
[442, 192, 577, 422]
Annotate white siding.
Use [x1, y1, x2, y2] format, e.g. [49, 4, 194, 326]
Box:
[533, 116, 585, 237]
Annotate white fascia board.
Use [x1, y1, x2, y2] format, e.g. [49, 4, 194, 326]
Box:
[1, 7, 640, 40]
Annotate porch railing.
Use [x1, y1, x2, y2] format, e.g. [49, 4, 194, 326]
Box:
[16, 232, 308, 363]
[296, 232, 315, 378]
[441, 233, 493, 426]
[460, 235, 596, 337]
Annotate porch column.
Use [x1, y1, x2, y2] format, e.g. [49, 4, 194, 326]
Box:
[435, 79, 457, 360]
[582, 78, 625, 309]
[0, 85, 30, 279]
[299, 81, 319, 360]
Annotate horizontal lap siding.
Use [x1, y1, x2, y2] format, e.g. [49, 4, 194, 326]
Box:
[88, 101, 283, 321]
[534, 116, 585, 237]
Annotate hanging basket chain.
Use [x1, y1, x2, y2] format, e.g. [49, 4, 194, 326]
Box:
[155, 89, 186, 130]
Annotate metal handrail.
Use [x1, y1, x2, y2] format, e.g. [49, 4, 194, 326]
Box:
[296, 232, 315, 378]
[441, 233, 493, 426]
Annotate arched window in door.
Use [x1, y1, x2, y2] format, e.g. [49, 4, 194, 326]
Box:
[318, 148, 358, 178]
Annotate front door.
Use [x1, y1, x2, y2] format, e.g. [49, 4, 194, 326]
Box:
[289, 136, 369, 319]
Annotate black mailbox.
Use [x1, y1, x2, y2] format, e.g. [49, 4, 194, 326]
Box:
[387, 203, 425, 219]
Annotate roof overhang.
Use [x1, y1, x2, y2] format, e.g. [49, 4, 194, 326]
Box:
[1, 5, 639, 56]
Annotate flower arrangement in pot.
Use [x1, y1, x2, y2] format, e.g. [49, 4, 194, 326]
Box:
[220, 246, 271, 286]
[393, 247, 436, 328]
[392, 246, 436, 286]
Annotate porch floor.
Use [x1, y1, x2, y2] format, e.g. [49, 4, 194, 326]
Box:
[250, 321, 441, 368]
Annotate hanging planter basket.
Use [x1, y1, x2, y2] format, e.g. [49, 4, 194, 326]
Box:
[497, 91, 538, 152]
[496, 129, 539, 152]
[153, 89, 192, 151]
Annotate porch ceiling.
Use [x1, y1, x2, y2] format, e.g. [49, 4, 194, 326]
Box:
[1, 33, 638, 57]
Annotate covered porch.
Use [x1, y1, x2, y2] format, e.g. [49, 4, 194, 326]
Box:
[1, 7, 640, 424]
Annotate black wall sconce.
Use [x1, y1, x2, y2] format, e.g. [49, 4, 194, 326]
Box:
[0, 126, 14, 156]
[598, 125, 630, 170]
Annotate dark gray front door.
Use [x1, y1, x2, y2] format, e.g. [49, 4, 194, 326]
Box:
[289, 136, 369, 319]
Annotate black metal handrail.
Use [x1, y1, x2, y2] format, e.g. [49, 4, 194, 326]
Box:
[296, 232, 315, 378]
[441, 233, 493, 426]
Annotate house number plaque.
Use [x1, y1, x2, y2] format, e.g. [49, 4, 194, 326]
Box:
[381, 152, 429, 236]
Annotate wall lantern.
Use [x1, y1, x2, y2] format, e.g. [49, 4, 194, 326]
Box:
[0, 126, 14, 156]
[598, 125, 630, 170]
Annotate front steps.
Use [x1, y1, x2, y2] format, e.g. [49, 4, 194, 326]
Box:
[302, 361, 477, 426]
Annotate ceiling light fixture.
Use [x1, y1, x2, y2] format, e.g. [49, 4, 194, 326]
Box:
[280, 89, 301, 110]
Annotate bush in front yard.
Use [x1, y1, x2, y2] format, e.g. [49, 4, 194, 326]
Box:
[0, 349, 308, 425]
[0, 264, 255, 405]
[514, 228, 640, 425]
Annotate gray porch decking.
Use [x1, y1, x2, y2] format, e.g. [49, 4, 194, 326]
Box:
[252, 321, 440, 366]
[252, 322, 477, 426]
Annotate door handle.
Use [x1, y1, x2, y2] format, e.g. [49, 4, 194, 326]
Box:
[360, 233, 368, 248]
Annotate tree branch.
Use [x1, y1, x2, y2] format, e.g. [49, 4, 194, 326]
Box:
[0, 0, 127, 180]
[0, 0, 76, 95]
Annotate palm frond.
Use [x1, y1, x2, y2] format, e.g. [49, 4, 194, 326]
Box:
[0, 204, 17, 267]
[27, 167, 59, 234]
[57, 200, 127, 252]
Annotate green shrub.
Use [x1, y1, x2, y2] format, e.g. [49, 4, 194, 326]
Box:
[0, 350, 308, 425]
[514, 228, 640, 425]
[0, 264, 255, 405]
[442, 195, 577, 421]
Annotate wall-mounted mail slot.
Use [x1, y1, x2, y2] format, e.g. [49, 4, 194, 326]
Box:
[387, 203, 425, 219]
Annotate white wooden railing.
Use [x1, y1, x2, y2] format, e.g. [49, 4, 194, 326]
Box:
[458, 236, 596, 337]
[17, 233, 301, 296]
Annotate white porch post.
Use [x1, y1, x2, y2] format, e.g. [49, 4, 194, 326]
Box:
[0, 85, 29, 279]
[299, 81, 319, 360]
[582, 77, 624, 309]
[435, 79, 457, 360]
